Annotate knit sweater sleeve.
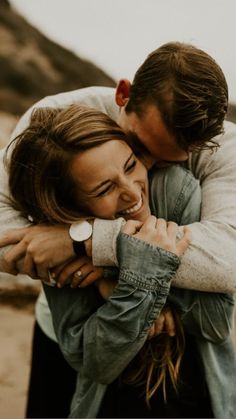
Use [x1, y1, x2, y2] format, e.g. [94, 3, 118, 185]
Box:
[173, 121, 236, 292]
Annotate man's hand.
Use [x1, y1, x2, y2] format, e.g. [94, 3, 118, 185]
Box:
[95, 277, 118, 300]
[0, 224, 75, 280]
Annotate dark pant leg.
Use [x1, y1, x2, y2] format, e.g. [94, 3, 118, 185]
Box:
[26, 320, 77, 418]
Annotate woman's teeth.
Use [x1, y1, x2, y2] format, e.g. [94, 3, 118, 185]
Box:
[121, 197, 143, 215]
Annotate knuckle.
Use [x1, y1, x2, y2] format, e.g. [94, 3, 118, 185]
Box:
[33, 255, 43, 265]
[22, 236, 30, 246]
[26, 243, 36, 256]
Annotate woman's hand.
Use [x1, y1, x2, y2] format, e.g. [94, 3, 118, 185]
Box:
[95, 277, 118, 300]
[51, 255, 104, 288]
[148, 306, 176, 339]
[122, 215, 191, 257]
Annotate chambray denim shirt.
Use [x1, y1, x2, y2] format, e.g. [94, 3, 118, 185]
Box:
[44, 165, 236, 418]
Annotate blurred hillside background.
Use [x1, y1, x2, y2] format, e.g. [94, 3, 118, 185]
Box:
[1, 0, 236, 148]
[0, 0, 116, 147]
[0, 0, 236, 418]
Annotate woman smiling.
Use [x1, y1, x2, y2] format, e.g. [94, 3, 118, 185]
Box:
[5, 104, 236, 418]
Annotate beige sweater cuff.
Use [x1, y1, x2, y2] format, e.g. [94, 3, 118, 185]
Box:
[92, 217, 126, 266]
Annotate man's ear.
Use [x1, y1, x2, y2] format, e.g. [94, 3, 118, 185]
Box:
[115, 79, 131, 107]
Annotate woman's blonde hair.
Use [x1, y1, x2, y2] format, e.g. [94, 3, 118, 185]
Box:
[124, 308, 185, 406]
[6, 104, 126, 224]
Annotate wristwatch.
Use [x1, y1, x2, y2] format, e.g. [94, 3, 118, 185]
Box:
[69, 220, 93, 256]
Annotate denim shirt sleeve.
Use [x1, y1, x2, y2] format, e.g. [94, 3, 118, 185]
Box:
[149, 164, 201, 225]
[167, 288, 235, 343]
[44, 233, 180, 384]
[149, 165, 235, 342]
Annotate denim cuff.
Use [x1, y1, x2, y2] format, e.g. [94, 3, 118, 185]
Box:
[117, 233, 180, 292]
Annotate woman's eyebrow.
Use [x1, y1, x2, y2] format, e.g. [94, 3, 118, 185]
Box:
[90, 152, 134, 194]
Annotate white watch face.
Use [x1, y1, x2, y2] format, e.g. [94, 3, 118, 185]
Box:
[69, 221, 93, 242]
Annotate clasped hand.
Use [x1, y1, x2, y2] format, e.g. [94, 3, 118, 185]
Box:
[0, 216, 190, 279]
[122, 215, 191, 257]
[0, 216, 191, 338]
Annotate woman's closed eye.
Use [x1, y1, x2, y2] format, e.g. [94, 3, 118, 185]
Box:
[94, 156, 138, 198]
[96, 183, 115, 197]
[125, 159, 137, 173]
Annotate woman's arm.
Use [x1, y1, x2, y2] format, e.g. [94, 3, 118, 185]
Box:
[43, 222, 184, 385]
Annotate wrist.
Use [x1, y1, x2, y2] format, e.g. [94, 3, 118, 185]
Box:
[117, 232, 180, 291]
[84, 237, 92, 257]
[69, 220, 93, 257]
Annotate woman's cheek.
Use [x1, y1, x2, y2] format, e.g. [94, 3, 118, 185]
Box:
[92, 197, 116, 219]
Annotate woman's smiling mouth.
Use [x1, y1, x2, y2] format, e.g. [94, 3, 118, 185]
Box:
[119, 197, 143, 215]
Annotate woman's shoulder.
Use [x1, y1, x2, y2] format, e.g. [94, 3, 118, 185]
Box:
[149, 164, 196, 185]
[149, 164, 200, 224]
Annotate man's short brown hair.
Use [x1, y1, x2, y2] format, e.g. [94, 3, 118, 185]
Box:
[126, 42, 228, 150]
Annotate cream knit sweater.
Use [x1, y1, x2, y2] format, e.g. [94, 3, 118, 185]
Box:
[0, 87, 236, 341]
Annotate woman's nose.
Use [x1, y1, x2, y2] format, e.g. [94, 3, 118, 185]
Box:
[120, 183, 140, 202]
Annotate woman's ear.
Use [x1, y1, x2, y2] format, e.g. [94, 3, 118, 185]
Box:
[115, 79, 131, 107]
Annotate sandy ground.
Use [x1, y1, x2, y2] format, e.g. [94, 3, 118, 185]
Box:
[0, 289, 235, 419]
[0, 271, 40, 419]
[0, 303, 35, 419]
